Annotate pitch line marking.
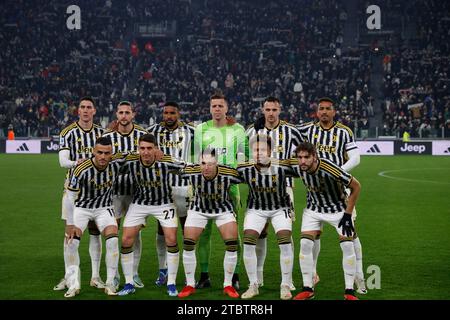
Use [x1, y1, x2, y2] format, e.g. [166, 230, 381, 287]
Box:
[378, 168, 450, 185]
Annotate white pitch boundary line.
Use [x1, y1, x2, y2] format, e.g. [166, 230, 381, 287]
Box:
[378, 168, 450, 185]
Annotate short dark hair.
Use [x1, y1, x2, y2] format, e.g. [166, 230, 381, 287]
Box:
[263, 96, 280, 105]
[249, 134, 272, 151]
[318, 97, 335, 106]
[163, 101, 180, 109]
[117, 100, 134, 111]
[96, 136, 112, 146]
[295, 142, 317, 157]
[139, 133, 157, 146]
[79, 96, 96, 108]
[210, 91, 226, 102]
[201, 147, 216, 160]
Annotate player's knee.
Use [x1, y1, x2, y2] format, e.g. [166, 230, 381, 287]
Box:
[164, 233, 177, 247]
[243, 233, 258, 246]
[183, 238, 196, 251]
[276, 232, 291, 245]
[121, 245, 133, 255]
[167, 243, 179, 254]
[224, 238, 238, 252]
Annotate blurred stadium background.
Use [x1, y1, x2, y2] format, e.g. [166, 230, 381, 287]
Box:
[0, 0, 449, 300]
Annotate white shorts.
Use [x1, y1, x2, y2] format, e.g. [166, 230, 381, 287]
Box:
[73, 206, 117, 233]
[185, 210, 236, 229]
[61, 190, 74, 224]
[301, 208, 348, 237]
[113, 195, 133, 218]
[172, 186, 191, 218]
[244, 208, 292, 234]
[123, 203, 178, 228]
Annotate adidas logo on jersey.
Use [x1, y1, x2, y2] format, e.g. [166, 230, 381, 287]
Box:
[367, 144, 381, 153]
[16, 143, 30, 152]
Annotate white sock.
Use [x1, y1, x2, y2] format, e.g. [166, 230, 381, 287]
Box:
[63, 238, 69, 275]
[340, 241, 356, 289]
[89, 235, 102, 279]
[65, 239, 80, 289]
[256, 237, 267, 284]
[133, 231, 142, 276]
[299, 238, 314, 288]
[156, 233, 167, 270]
[183, 249, 197, 287]
[223, 251, 237, 287]
[353, 237, 364, 280]
[120, 250, 134, 285]
[167, 251, 179, 285]
[312, 238, 321, 276]
[105, 237, 119, 285]
[243, 244, 258, 285]
[279, 243, 293, 286]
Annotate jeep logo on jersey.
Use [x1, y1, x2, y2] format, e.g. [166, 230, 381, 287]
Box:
[395, 142, 431, 155]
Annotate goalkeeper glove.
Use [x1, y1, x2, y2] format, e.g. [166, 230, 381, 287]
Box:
[338, 212, 354, 237]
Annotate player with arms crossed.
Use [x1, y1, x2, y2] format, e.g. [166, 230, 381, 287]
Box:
[297, 97, 366, 294]
[177, 148, 241, 299]
[292, 142, 361, 300]
[147, 101, 195, 286]
[54, 96, 106, 292]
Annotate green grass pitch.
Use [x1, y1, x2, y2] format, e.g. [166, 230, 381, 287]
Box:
[0, 154, 449, 300]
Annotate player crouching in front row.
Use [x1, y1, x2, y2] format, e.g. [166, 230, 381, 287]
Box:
[238, 135, 295, 300]
[292, 142, 361, 300]
[178, 148, 241, 299]
[64, 137, 122, 298]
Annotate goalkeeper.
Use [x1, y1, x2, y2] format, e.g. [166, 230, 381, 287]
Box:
[193, 92, 249, 290]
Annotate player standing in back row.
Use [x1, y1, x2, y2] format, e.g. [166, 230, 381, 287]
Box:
[102, 101, 148, 289]
[147, 101, 195, 287]
[54, 96, 106, 292]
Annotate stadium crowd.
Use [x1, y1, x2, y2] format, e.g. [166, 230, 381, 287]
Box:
[380, 0, 450, 138]
[1, 0, 448, 138]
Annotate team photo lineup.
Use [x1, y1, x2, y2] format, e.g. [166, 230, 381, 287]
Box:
[54, 93, 363, 300]
[1, 0, 449, 302]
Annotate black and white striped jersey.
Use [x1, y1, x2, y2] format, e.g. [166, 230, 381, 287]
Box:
[122, 154, 186, 206]
[102, 124, 148, 196]
[246, 120, 303, 187]
[147, 121, 195, 187]
[291, 158, 353, 213]
[59, 122, 105, 184]
[297, 121, 357, 167]
[67, 158, 122, 209]
[180, 165, 241, 214]
[237, 159, 295, 211]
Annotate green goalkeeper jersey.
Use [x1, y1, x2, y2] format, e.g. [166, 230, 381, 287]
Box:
[194, 120, 249, 168]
